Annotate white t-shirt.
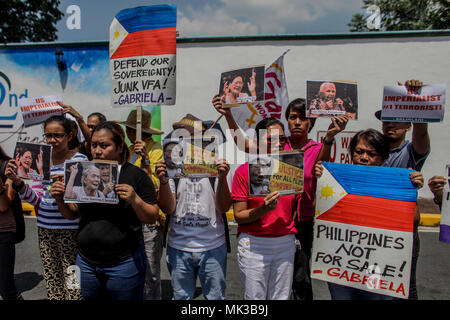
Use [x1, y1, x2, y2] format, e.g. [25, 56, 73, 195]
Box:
[168, 173, 232, 252]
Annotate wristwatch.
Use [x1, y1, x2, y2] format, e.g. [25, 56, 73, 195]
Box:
[323, 137, 335, 146]
[143, 159, 150, 166]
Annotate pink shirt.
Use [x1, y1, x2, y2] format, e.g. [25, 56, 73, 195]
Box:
[285, 138, 322, 222]
[232, 162, 297, 237]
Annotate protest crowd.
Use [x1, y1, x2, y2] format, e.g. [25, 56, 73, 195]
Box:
[0, 6, 448, 303]
[1, 73, 447, 302]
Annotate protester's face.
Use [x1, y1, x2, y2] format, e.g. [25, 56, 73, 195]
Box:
[91, 129, 123, 162]
[164, 143, 183, 168]
[87, 115, 101, 135]
[98, 165, 110, 183]
[287, 110, 311, 138]
[44, 122, 71, 153]
[352, 138, 384, 166]
[20, 151, 33, 169]
[319, 83, 336, 101]
[250, 160, 270, 185]
[382, 121, 411, 142]
[230, 76, 244, 96]
[83, 167, 101, 191]
[260, 124, 286, 154]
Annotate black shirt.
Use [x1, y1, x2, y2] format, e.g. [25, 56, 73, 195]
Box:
[77, 163, 156, 267]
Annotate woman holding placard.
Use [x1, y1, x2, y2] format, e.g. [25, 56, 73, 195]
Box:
[232, 117, 298, 300]
[51, 121, 159, 300]
[6, 115, 87, 300]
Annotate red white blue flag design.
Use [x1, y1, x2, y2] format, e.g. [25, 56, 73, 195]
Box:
[110, 5, 177, 108]
[311, 162, 417, 299]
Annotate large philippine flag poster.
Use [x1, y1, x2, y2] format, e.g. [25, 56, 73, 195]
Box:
[110, 5, 177, 108]
[311, 162, 417, 299]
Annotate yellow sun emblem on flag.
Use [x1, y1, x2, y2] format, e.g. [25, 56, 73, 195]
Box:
[319, 184, 335, 200]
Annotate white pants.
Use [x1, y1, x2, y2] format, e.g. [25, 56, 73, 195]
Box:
[237, 232, 296, 300]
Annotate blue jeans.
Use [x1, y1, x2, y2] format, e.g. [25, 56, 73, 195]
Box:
[76, 244, 147, 300]
[166, 244, 227, 300]
[328, 282, 397, 300]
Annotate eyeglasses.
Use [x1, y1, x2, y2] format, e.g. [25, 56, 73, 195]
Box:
[43, 133, 66, 140]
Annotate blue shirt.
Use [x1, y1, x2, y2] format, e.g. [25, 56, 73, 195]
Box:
[382, 140, 429, 171]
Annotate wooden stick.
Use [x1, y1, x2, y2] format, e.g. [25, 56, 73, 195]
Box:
[204, 114, 223, 134]
[136, 106, 142, 141]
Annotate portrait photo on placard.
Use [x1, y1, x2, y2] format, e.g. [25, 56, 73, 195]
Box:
[13, 142, 52, 181]
[219, 65, 265, 107]
[248, 155, 274, 196]
[306, 80, 358, 119]
[64, 160, 119, 204]
[163, 139, 187, 179]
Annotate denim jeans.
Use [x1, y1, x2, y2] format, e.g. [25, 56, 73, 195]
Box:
[76, 243, 147, 300]
[166, 243, 227, 300]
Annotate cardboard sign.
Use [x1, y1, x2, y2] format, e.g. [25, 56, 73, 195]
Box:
[230, 51, 290, 133]
[306, 81, 358, 119]
[19, 95, 63, 127]
[219, 65, 265, 107]
[311, 163, 417, 299]
[64, 160, 119, 204]
[440, 165, 450, 244]
[381, 84, 446, 122]
[163, 138, 219, 179]
[248, 151, 304, 196]
[317, 130, 357, 164]
[110, 5, 177, 107]
[13, 142, 52, 181]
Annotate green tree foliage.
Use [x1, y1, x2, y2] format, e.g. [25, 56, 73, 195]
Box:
[348, 0, 450, 32]
[0, 0, 64, 43]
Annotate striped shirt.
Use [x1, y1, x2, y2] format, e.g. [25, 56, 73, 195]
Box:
[20, 152, 88, 229]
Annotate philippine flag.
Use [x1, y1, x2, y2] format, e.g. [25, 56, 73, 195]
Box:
[311, 162, 417, 299]
[110, 5, 177, 107]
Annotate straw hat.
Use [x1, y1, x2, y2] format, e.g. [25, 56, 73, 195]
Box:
[116, 109, 163, 135]
[172, 113, 205, 136]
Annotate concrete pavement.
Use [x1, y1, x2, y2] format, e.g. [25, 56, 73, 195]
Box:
[12, 217, 450, 300]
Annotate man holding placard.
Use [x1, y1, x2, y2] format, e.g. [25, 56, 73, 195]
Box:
[376, 79, 433, 300]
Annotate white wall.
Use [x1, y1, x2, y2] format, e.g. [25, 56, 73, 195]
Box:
[167, 35, 450, 198]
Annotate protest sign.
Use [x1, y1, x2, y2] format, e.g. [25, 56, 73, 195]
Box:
[219, 65, 265, 107]
[64, 160, 119, 204]
[13, 142, 51, 181]
[110, 5, 177, 108]
[381, 84, 446, 122]
[440, 165, 450, 244]
[230, 51, 290, 133]
[19, 95, 63, 127]
[316, 131, 357, 164]
[163, 138, 219, 179]
[306, 81, 358, 119]
[311, 162, 417, 299]
[248, 151, 304, 196]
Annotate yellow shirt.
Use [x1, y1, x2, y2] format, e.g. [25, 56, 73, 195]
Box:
[129, 138, 165, 227]
[129, 138, 162, 188]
